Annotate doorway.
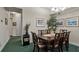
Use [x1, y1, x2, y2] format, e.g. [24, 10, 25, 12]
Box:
[9, 12, 21, 36]
[4, 7, 23, 45]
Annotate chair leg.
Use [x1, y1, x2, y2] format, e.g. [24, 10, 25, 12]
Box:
[60, 45, 63, 52]
[38, 48, 39, 52]
[50, 47, 54, 52]
[44, 46, 48, 52]
[37, 46, 39, 52]
[33, 45, 35, 52]
[58, 47, 61, 52]
[59, 43, 63, 52]
[65, 43, 69, 51]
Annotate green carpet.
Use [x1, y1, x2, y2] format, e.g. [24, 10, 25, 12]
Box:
[2, 37, 33, 52]
[2, 36, 79, 52]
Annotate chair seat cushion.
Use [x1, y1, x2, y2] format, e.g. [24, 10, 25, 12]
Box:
[38, 45, 46, 48]
[55, 44, 58, 48]
[63, 41, 66, 44]
[49, 44, 58, 48]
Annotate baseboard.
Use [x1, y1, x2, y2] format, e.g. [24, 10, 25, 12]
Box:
[11, 36, 21, 37]
[0, 38, 10, 52]
[70, 42, 79, 47]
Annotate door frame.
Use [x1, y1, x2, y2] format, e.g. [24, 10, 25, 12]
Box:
[4, 7, 23, 45]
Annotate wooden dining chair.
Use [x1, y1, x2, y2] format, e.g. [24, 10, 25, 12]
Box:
[38, 29, 50, 36]
[59, 32, 65, 52]
[31, 32, 37, 51]
[50, 33, 61, 52]
[61, 31, 71, 51]
[38, 37, 48, 52]
[31, 32, 47, 52]
[60, 29, 68, 33]
[46, 29, 50, 34]
[38, 30, 42, 36]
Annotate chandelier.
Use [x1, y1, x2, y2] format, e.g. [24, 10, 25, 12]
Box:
[51, 7, 67, 13]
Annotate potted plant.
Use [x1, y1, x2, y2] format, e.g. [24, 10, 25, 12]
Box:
[23, 24, 30, 46]
[47, 15, 57, 33]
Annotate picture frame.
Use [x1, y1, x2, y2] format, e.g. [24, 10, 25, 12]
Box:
[36, 18, 45, 27]
[13, 22, 16, 26]
[66, 17, 79, 27]
[57, 19, 65, 27]
[5, 18, 8, 25]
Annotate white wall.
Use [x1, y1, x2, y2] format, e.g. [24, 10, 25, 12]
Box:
[0, 8, 10, 51]
[22, 7, 51, 43]
[57, 7, 79, 46]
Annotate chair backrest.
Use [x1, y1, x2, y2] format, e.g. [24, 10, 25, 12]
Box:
[54, 33, 60, 40]
[66, 31, 71, 40]
[31, 32, 35, 44]
[60, 29, 68, 33]
[31, 32, 38, 44]
[38, 37, 47, 45]
[62, 31, 71, 42]
[53, 33, 61, 45]
[38, 29, 50, 36]
[38, 30, 42, 36]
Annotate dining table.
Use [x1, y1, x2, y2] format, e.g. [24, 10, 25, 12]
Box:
[38, 33, 55, 51]
[38, 33, 55, 41]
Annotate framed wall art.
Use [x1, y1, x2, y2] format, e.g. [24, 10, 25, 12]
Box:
[1, 19, 3, 22]
[66, 17, 79, 27]
[13, 22, 16, 26]
[36, 18, 45, 27]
